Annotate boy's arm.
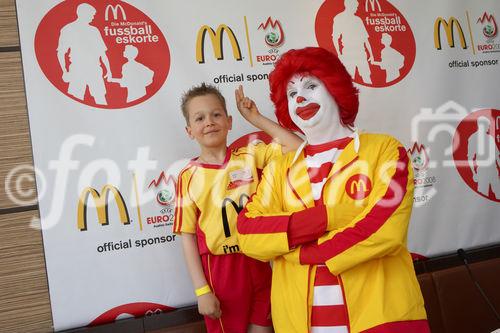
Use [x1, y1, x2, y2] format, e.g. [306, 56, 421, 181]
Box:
[181, 233, 221, 319]
[174, 169, 221, 319]
[235, 85, 303, 153]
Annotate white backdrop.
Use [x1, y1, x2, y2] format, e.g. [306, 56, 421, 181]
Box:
[16, 0, 499, 330]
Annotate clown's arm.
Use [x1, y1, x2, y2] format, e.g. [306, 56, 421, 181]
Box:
[286, 139, 415, 275]
[237, 158, 330, 261]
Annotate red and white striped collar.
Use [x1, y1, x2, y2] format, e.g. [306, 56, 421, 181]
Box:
[292, 129, 360, 164]
[304, 137, 353, 157]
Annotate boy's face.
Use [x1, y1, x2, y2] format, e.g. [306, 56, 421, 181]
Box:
[185, 94, 232, 149]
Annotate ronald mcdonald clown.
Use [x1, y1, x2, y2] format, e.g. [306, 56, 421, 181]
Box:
[237, 47, 430, 333]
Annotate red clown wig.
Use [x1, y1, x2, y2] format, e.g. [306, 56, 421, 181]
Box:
[269, 47, 359, 132]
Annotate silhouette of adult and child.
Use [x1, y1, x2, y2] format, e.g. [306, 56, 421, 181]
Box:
[332, 0, 405, 84]
[57, 3, 154, 105]
[467, 116, 500, 200]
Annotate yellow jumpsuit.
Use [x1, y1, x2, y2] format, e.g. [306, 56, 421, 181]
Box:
[237, 133, 428, 333]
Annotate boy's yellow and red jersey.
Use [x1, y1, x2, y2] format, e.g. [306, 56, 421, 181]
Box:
[173, 141, 281, 256]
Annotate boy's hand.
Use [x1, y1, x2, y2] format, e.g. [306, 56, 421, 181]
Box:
[197, 292, 222, 319]
[235, 85, 261, 123]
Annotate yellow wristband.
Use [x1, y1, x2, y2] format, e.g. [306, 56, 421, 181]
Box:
[195, 284, 212, 297]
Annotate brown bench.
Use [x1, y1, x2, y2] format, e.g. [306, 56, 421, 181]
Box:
[415, 247, 500, 333]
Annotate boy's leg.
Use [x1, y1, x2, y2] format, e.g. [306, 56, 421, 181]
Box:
[200, 254, 224, 333]
[248, 257, 273, 330]
[248, 324, 273, 333]
[201, 253, 252, 333]
[202, 313, 223, 333]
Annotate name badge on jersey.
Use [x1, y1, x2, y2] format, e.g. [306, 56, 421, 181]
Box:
[227, 168, 253, 189]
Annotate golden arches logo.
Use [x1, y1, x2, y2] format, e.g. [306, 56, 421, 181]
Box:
[365, 0, 381, 12]
[77, 185, 130, 231]
[434, 17, 467, 50]
[350, 180, 368, 195]
[196, 24, 243, 63]
[105, 4, 126, 21]
[345, 174, 372, 200]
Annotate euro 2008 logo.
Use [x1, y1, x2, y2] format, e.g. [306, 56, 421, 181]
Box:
[315, 0, 416, 87]
[34, 0, 170, 109]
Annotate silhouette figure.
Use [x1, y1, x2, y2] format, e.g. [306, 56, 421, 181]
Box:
[108, 45, 154, 102]
[332, 0, 374, 84]
[371, 33, 405, 83]
[467, 116, 500, 199]
[57, 3, 111, 105]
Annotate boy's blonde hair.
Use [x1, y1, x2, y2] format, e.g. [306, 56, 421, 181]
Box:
[181, 83, 227, 124]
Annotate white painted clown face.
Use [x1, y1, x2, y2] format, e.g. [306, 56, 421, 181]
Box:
[286, 74, 342, 138]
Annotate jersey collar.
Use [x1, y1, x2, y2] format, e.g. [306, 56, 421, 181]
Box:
[190, 147, 231, 169]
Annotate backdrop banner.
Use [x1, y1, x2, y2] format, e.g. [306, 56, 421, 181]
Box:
[15, 0, 499, 330]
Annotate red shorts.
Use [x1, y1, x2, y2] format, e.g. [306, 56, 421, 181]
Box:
[201, 253, 272, 333]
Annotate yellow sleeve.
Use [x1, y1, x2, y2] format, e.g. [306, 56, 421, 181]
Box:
[237, 157, 328, 261]
[236, 159, 291, 261]
[173, 167, 198, 234]
[296, 139, 415, 275]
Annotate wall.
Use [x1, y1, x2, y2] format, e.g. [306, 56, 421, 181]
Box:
[0, 0, 53, 331]
[0, 1, 207, 332]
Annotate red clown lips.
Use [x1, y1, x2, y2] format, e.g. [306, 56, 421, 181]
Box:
[296, 103, 320, 120]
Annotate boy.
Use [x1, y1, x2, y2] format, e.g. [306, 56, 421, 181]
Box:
[173, 83, 302, 333]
